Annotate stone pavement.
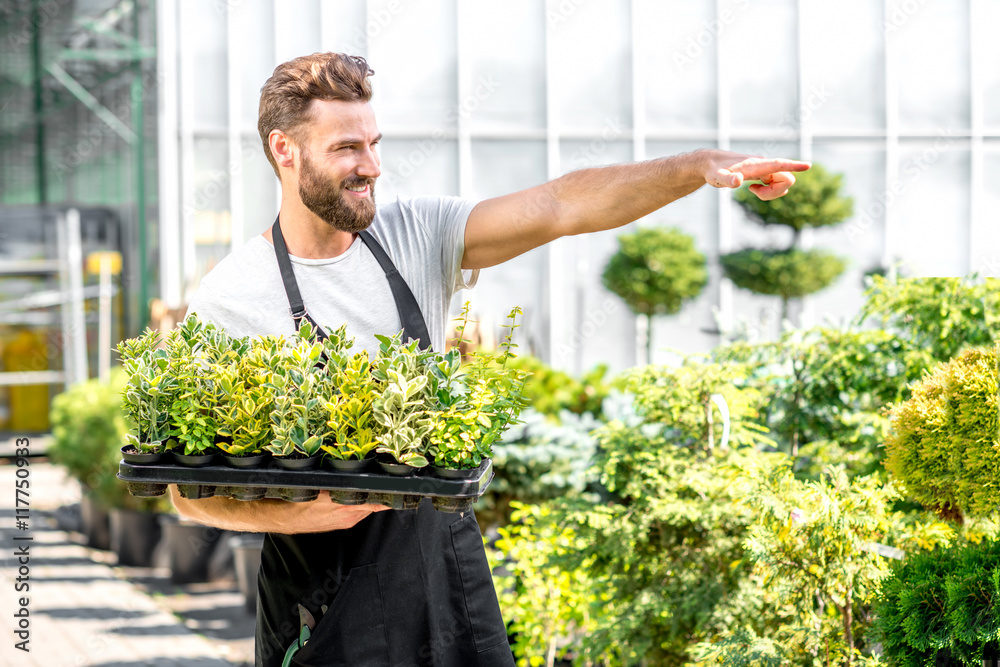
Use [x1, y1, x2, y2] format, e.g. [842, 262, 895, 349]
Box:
[0, 460, 255, 666]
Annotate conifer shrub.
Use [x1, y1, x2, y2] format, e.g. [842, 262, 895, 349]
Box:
[873, 539, 1000, 666]
[884, 346, 1000, 522]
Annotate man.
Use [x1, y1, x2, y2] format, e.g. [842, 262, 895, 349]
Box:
[170, 52, 808, 666]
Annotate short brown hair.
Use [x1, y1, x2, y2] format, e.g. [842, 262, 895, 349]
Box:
[257, 52, 374, 176]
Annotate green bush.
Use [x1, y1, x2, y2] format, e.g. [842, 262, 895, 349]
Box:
[873, 539, 1000, 666]
[858, 275, 1000, 365]
[720, 248, 846, 301]
[884, 346, 1000, 522]
[734, 163, 854, 236]
[49, 370, 169, 512]
[602, 226, 708, 361]
[506, 354, 610, 420]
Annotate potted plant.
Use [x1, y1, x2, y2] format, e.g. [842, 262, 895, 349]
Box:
[213, 358, 273, 469]
[264, 332, 331, 470]
[370, 333, 436, 474]
[427, 306, 529, 477]
[117, 328, 178, 464]
[321, 352, 380, 471]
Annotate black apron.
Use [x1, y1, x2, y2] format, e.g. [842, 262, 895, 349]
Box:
[257, 218, 514, 667]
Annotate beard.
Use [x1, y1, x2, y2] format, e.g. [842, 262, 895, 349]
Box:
[298, 151, 377, 233]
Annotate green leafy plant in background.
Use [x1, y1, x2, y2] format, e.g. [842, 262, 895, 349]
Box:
[490, 501, 600, 666]
[117, 328, 178, 452]
[873, 539, 1000, 666]
[506, 354, 610, 420]
[883, 345, 1000, 523]
[717, 327, 922, 463]
[696, 464, 900, 666]
[858, 275, 1000, 364]
[50, 371, 171, 512]
[602, 226, 708, 363]
[722, 163, 853, 323]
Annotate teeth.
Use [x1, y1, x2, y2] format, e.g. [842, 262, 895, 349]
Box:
[346, 184, 367, 192]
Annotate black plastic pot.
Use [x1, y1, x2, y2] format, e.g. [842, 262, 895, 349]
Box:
[329, 489, 370, 505]
[120, 445, 171, 465]
[80, 492, 111, 550]
[221, 452, 269, 468]
[229, 534, 263, 614]
[109, 508, 163, 567]
[273, 454, 320, 470]
[378, 461, 418, 476]
[328, 457, 372, 472]
[429, 464, 482, 480]
[160, 516, 223, 583]
[276, 487, 320, 502]
[174, 452, 218, 467]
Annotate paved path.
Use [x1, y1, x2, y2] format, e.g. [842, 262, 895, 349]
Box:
[0, 459, 253, 666]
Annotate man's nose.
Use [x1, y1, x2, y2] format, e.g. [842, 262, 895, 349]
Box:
[357, 147, 381, 179]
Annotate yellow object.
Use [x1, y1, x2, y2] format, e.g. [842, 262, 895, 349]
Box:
[85, 251, 123, 275]
[4, 330, 51, 432]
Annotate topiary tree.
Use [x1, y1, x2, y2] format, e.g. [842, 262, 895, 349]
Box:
[722, 163, 854, 324]
[883, 345, 1000, 523]
[602, 226, 708, 364]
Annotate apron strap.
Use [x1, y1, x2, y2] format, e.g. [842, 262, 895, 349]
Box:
[270, 217, 432, 350]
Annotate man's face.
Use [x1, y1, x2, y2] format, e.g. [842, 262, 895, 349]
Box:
[295, 100, 382, 233]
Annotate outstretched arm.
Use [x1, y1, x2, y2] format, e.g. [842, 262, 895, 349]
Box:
[168, 486, 388, 534]
[462, 149, 810, 270]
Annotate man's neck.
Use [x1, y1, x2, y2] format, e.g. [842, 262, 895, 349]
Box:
[262, 198, 356, 259]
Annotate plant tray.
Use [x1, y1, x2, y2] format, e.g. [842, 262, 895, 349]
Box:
[117, 458, 493, 513]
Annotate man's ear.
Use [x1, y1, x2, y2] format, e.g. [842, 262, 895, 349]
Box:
[269, 129, 297, 171]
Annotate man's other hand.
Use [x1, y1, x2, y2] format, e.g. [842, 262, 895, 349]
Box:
[706, 152, 812, 201]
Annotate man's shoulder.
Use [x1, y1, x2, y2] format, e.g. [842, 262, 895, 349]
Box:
[198, 236, 274, 290]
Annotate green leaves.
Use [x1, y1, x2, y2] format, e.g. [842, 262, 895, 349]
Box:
[601, 226, 708, 318]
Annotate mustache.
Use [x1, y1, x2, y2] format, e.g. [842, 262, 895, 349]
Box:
[342, 176, 376, 190]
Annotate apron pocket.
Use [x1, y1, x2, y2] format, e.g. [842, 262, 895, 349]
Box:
[292, 563, 391, 666]
[450, 514, 509, 652]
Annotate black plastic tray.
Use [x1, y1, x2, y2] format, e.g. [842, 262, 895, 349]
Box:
[117, 458, 493, 513]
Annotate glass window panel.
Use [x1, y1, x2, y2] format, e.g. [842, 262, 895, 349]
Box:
[319, 0, 368, 55]
[973, 143, 1000, 277]
[558, 140, 633, 370]
[232, 0, 276, 130]
[723, 0, 797, 132]
[807, 141, 887, 325]
[893, 0, 970, 133]
[185, 1, 228, 128]
[368, 0, 458, 130]
[640, 0, 717, 132]
[800, 0, 885, 132]
[238, 135, 279, 244]
[550, 0, 632, 133]
[274, 0, 321, 62]
[981, 2, 1000, 131]
[466, 140, 548, 365]
[891, 140, 970, 276]
[377, 138, 458, 201]
[643, 141, 721, 358]
[460, 0, 546, 131]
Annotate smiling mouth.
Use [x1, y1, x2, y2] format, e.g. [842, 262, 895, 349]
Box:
[344, 183, 370, 197]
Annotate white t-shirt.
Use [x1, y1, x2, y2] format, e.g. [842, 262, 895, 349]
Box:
[186, 196, 479, 356]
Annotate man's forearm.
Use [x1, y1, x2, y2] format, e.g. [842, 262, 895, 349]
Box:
[168, 486, 386, 534]
[547, 149, 710, 237]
